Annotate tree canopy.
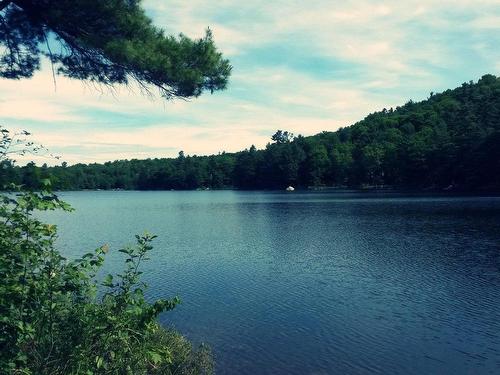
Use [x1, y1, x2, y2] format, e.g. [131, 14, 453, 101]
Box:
[5, 74, 499, 192]
[0, 0, 231, 98]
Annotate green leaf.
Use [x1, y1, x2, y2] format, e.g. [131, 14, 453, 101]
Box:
[96, 356, 103, 368]
[148, 351, 163, 365]
[102, 274, 114, 287]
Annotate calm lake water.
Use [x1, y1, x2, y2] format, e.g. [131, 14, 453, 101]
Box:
[43, 190, 500, 374]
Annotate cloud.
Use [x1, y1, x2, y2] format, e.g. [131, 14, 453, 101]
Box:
[1, 0, 499, 164]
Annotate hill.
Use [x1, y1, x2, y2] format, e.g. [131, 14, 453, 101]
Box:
[2, 74, 500, 191]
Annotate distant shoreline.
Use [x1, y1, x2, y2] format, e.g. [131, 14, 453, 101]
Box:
[48, 186, 500, 195]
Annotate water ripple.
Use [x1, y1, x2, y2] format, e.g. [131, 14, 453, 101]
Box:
[42, 191, 500, 375]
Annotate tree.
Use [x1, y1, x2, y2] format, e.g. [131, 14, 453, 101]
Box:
[271, 130, 294, 144]
[296, 138, 327, 187]
[3, 75, 500, 191]
[0, 131, 215, 374]
[233, 146, 260, 189]
[0, 0, 231, 99]
[0, 2, 230, 372]
[20, 161, 40, 189]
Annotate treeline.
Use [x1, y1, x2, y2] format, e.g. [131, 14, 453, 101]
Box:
[2, 74, 500, 191]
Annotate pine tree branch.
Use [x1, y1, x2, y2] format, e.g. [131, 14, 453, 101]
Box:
[0, 1, 12, 12]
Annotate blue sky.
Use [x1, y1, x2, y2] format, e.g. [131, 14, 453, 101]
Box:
[1, 0, 499, 164]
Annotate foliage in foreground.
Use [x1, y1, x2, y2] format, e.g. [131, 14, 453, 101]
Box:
[0, 0, 231, 99]
[0, 184, 213, 374]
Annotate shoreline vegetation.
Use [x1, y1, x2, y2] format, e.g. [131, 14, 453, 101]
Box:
[1, 0, 230, 372]
[0, 189, 214, 375]
[1, 132, 215, 374]
[3, 75, 499, 193]
[51, 185, 500, 194]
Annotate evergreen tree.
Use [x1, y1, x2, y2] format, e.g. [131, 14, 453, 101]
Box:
[0, 0, 231, 99]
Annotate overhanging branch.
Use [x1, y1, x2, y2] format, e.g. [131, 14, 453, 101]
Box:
[0, 1, 12, 12]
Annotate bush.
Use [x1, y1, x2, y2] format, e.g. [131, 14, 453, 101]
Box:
[0, 184, 213, 374]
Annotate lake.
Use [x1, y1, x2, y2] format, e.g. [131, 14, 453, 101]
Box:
[43, 190, 500, 374]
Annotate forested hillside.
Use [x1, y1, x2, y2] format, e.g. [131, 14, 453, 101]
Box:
[2, 74, 500, 191]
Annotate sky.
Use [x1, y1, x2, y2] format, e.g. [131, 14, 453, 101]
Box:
[1, 0, 500, 165]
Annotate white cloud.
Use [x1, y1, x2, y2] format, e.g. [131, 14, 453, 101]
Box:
[469, 16, 500, 29]
[1, 0, 499, 164]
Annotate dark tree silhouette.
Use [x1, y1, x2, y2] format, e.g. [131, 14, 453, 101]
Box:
[0, 0, 231, 99]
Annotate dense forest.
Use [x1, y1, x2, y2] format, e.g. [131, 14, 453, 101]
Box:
[2, 74, 500, 191]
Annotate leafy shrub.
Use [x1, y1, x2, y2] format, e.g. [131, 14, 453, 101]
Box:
[0, 184, 213, 374]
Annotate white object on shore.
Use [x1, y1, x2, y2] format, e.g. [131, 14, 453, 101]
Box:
[285, 186, 295, 191]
